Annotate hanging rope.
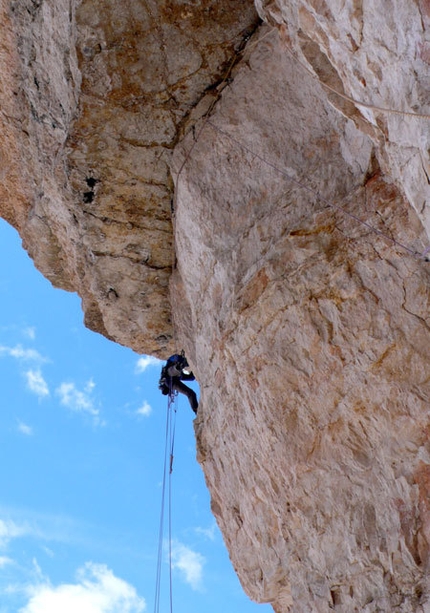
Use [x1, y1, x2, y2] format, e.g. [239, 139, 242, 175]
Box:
[282, 40, 430, 121]
[237, 25, 430, 121]
[153, 389, 178, 613]
[168, 393, 177, 613]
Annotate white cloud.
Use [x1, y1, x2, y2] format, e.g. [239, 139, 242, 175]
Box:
[23, 327, 36, 340]
[0, 556, 13, 567]
[0, 519, 27, 548]
[42, 546, 54, 559]
[171, 541, 204, 590]
[25, 370, 49, 398]
[195, 523, 217, 541]
[17, 421, 34, 436]
[0, 344, 45, 363]
[0, 344, 49, 398]
[56, 380, 101, 423]
[85, 378, 96, 393]
[136, 401, 152, 417]
[0, 507, 84, 551]
[135, 355, 161, 374]
[20, 562, 145, 613]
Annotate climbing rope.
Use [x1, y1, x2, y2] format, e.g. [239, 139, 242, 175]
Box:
[247, 25, 430, 121]
[153, 389, 178, 613]
[282, 40, 430, 121]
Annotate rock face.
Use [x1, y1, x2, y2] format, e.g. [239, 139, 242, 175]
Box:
[0, 0, 258, 353]
[1, 1, 430, 612]
[173, 25, 430, 612]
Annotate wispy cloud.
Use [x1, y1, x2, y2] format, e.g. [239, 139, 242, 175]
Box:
[17, 422, 34, 436]
[0, 343, 49, 398]
[20, 562, 145, 613]
[136, 401, 152, 417]
[0, 506, 86, 551]
[23, 327, 36, 341]
[41, 546, 54, 559]
[0, 345, 45, 363]
[56, 380, 102, 424]
[135, 355, 161, 374]
[195, 523, 217, 541]
[0, 555, 13, 567]
[0, 519, 27, 549]
[25, 370, 49, 398]
[171, 541, 205, 591]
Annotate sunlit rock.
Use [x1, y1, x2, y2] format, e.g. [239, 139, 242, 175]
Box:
[1, 1, 430, 611]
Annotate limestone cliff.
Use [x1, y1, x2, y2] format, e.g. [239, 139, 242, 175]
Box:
[1, 1, 430, 612]
[0, 0, 258, 353]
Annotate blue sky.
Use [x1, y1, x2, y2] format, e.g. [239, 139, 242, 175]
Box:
[0, 219, 272, 613]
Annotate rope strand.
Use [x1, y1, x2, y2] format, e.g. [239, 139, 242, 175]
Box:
[153, 396, 171, 613]
[282, 41, 430, 121]
[153, 391, 177, 613]
[167, 393, 177, 613]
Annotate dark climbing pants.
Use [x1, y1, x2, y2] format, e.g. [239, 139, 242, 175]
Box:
[171, 379, 198, 414]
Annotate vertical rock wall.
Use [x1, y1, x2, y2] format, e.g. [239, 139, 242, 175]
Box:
[1, 0, 430, 611]
[172, 22, 430, 613]
[255, 0, 430, 235]
[0, 0, 81, 285]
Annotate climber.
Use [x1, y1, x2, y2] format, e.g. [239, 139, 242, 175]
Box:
[158, 351, 198, 414]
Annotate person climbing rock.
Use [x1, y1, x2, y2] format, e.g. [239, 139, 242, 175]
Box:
[158, 351, 198, 414]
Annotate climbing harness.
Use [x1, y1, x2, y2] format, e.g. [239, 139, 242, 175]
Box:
[153, 385, 178, 613]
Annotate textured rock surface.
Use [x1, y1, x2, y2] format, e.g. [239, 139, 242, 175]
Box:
[1, 0, 430, 611]
[255, 0, 430, 235]
[0, 0, 258, 353]
[68, 0, 258, 350]
[172, 20, 430, 613]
